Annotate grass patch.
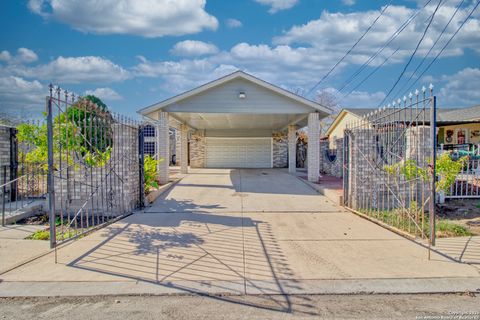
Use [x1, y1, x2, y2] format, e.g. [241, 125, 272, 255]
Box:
[27, 228, 80, 241]
[358, 208, 472, 238]
[436, 220, 473, 238]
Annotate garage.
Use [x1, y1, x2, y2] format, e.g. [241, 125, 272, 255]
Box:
[205, 137, 272, 168]
[138, 70, 331, 183]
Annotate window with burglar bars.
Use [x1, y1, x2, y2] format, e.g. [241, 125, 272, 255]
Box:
[144, 141, 156, 156]
[143, 125, 156, 137]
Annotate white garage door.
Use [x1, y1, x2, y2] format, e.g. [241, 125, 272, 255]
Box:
[205, 138, 272, 168]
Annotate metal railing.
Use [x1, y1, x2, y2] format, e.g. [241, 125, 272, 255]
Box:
[438, 144, 480, 199]
[1, 163, 47, 226]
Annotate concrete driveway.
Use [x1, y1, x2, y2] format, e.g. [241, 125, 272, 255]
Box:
[1, 168, 479, 298]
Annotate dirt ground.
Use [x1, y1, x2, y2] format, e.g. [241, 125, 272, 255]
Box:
[437, 199, 480, 235]
[0, 294, 479, 320]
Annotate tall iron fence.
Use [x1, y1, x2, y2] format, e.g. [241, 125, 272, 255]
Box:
[343, 87, 436, 244]
[45, 86, 144, 248]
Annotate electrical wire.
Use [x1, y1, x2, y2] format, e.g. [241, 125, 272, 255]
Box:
[305, 0, 393, 97]
[400, 0, 480, 97]
[336, 0, 434, 94]
[377, 0, 444, 107]
[391, 0, 466, 99]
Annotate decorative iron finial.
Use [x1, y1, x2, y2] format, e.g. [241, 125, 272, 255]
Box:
[408, 92, 413, 99]
[422, 86, 426, 93]
[429, 83, 434, 90]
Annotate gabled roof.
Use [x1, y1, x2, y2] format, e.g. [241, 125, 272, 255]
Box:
[438, 105, 480, 122]
[138, 70, 332, 116]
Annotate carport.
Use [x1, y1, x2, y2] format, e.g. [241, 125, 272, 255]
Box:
[137, 71, 331, 184]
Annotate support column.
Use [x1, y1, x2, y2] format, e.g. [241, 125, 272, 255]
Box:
[288, 125, 297, 173]
[308, 113, 320, 182]
[156, 112, 169, 185]
[180, 124, 188, 174]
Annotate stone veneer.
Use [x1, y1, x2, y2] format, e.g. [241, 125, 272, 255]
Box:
[320, 138, 344, 178]
[273, 131, 288, 168]
[190, 131, 205, 168]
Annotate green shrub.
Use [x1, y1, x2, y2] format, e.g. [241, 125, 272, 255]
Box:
[144, 155, 163, 193]
[436, 220, 472, 237]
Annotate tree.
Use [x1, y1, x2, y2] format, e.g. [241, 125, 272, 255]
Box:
[314, 90, 342, 137]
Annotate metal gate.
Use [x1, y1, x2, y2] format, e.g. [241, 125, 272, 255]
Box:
[343, 87, 437, 244]
[46, 85, 144, 248]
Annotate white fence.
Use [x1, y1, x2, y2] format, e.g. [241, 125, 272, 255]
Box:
[438, 144, 480, 199]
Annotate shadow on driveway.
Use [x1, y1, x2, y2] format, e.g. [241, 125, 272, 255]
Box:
[67, 198, 318, 316]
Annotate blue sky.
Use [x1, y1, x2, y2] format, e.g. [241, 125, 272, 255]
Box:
[0, 0, 479, 119]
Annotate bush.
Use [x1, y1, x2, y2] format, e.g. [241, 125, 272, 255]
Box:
[144, 155, 163, 193]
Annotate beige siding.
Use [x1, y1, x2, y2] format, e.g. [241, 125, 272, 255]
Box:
[329, 113, 362, 140]
[160, 78, 313, 114]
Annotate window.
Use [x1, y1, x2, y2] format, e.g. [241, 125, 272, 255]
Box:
[143, 125, 156, 137]
[144, 141, 156, 156]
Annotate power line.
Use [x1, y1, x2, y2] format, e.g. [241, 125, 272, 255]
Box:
[339, 47, 400, 102]
[391, 0, 466, 99]
[336, 0, 434, 94]
[305, 0, 393, 97]
[377, 0, 444, 107]
[400, 0, 479, 97]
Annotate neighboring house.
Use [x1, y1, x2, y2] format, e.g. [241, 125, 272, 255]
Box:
[325, 105, 480, 148]
[321, 105, 480, 179]
[138, 70, 331, 184]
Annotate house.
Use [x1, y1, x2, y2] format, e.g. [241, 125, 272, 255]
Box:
[138, 70, 331, 184]
[320, 105, 480, 179]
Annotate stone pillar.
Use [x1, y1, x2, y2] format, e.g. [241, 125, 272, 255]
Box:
[156, 112, 169, 185]
[308, 113, 320, 182]
[180, 124, 188, 174]
[288, 125, 297, 173]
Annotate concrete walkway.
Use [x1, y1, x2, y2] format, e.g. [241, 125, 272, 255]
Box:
[0, 168, 479, 297]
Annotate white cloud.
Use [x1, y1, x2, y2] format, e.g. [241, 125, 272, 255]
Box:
[14, 56, 130, 84]
[254, 0, 299, 14]
[170, 40, 219, 57]
[0, 76, 44, 117]
[28, 0, 218, 37]
[438, 67, 480, 107]
[85, 87, 123, 101]
[0, 48, 38, 64]
[226, 18, 243, 28]
[274, 3, 480, 62]
[342, 0, 355, 6]
[0, 51, 11, 62]
[133, 56, 238, 93]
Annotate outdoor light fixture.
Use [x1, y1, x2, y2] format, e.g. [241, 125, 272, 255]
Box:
[238, 91, 246, 99]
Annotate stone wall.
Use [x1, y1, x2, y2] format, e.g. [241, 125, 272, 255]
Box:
[320, 138, 343, 178]
[273, 131, 288, 168]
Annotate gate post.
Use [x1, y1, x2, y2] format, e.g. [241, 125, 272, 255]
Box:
[138, 126, 145, 208]
[46, 88, 56, 249]
[429, 95, 437, 246]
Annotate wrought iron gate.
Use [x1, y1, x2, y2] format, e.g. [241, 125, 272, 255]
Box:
[46, 85, 144, 248]
[343, 87, 437, 244]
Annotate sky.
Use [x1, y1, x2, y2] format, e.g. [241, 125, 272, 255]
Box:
[0, 0, 479, 119]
